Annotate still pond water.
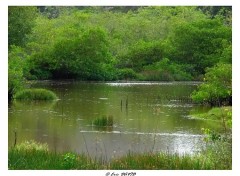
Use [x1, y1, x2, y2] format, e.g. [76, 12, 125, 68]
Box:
[9, 81, 221, 160]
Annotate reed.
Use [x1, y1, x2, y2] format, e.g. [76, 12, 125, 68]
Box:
[93, 115, 113, 127]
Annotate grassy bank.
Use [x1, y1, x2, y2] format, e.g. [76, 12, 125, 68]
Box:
[8, 140, 231, 170]
[190, 106, 232, 121]
[14, 88, 58, 101]
[190, 106, 232, 134]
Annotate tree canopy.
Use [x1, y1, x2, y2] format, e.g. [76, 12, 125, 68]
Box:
[8, 6, 38, 47]
[8, 6, 232, 104]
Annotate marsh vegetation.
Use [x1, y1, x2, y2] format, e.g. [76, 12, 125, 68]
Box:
[14, 88, 58, 100]
[8, 139, 231, 170]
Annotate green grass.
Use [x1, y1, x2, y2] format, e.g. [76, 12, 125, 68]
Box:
[8, 141, 99, 170]
[14, 88, 58, 100]
[8, 140, 231, 170]
[93, 115, 113, 127]
[190, 106, 231, 121]
[110, 140, 231, 170]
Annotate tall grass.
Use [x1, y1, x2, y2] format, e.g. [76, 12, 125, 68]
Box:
[110, 141, 232, 170]
[14, 88, 57, 100]
[8, 139, 231, 170]
[8, 141, 99, 170]
[93, 115, 113, 127]
[191, 106, 232, 121]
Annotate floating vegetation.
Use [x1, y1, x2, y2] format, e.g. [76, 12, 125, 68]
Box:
[14, 88, 58, 101]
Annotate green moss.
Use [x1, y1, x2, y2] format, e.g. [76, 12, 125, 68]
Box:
[14, 88, 57, 100]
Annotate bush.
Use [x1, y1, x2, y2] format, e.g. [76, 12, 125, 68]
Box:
[141, 58, 193, 81]
[27, 27, 114, 80]
[116, 68, 138, 80]
[117, 41, 165, 72]
[169, 18, 231, 75]
[140, 70, 174, 81]
[191, 63, 231, 106]
[62, 153, 77, 169]
[14, 88, 58, 100]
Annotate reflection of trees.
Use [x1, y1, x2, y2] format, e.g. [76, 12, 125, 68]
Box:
[11, 100, 56, 110]
[9, 82, 224, 155]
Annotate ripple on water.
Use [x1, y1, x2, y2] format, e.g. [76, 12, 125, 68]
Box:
[162, 104, 193, 108]
[79, 130, 203, 137]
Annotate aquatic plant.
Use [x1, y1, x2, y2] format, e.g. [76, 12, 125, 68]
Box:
[14, 88, 57, 100]
[14, 140, 49, 152]
[93, 115, 113, 127]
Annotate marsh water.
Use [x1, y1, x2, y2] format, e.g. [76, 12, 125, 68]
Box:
[8, 81, 221, 161]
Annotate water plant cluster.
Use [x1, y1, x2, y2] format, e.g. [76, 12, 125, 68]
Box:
[14, 88, 57, 100]
[93, 115, 114, 127]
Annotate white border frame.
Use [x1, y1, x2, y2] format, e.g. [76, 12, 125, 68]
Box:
[1, 1, 239, 176]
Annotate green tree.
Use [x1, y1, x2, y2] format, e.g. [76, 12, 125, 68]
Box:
[198, 6, 232, 25]
[28, 27, 114, 80]
[191, 63, 232, 106]
[8, 46, 27, 99]
[8, 6, 38, 47]
[142, 58, 193, 81]
[168, 18, 231, 76]
[117, 41, 165, 71]
[16, 6, 232, 82]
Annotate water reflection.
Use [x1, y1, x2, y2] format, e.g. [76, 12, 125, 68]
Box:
[9, 81, 220, 160]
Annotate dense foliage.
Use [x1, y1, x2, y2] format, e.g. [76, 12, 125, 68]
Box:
[8, 6, 232, 170]
[8, 6, 232, 100]
[191, 63, 232, 106]
[8, 6, 38, 47]
[8, 46, 27, 99]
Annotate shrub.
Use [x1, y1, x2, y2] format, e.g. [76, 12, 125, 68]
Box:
[14, 88, 57, 100]
[116, 68, 138, 80]
[117, 41, 165, 72]
[62, 152, 77, 169]
[27, 27, 114, 80]
[142, 58, 193, 81]
[191, 63, 231, 106]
